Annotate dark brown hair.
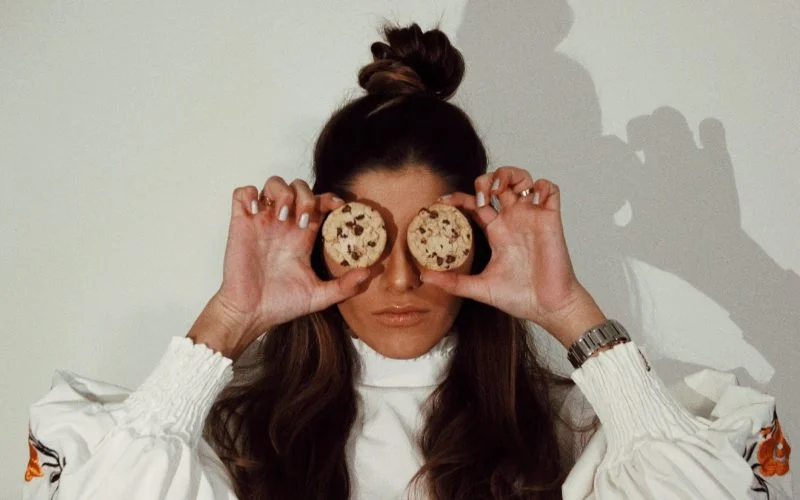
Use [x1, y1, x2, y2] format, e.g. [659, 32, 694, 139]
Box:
[204, 22, 597, 500]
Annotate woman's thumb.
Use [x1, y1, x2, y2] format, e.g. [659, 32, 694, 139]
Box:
[420, 270, 482, 302]
[315, 268, 371, 309]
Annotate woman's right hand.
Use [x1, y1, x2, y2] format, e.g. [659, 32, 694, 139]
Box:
[191, 176, 371, 359]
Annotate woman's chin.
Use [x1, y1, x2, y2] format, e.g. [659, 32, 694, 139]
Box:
[360, 322, 448, 360]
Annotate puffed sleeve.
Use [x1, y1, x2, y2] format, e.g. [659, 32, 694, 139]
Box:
[561, 341, 792, 499]
[22, 337, 239, 500]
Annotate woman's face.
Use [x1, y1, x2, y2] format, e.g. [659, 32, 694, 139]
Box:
[323, 164, 474, 359]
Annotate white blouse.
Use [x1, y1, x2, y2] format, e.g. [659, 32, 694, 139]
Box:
[23, 333, 792, 499]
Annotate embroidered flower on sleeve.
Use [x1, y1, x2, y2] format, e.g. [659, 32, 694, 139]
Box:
[25, 440, 44, 482]
[743, 409, 792, 497]
[25, 427, 65, 499]
[757, 412, 791, 477]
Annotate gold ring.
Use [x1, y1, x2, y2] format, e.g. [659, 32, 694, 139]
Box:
[259, 191, 275, 207]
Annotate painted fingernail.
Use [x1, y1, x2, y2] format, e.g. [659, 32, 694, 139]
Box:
[491, 178, 500, 191]
[250, 199, 259, 215]
[532, 191, 540, 205]
[476, 192, 486, 207]
[299, 212, 309, 229]
[490, 194, 501, 211]
[278, 205, 289, 221]
[439, 193, 452, 200]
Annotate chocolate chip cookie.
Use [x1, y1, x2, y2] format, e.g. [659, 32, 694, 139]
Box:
[322, 202, 387, 268]
[407, 203, 473, 271]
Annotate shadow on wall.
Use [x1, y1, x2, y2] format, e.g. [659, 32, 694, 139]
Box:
[454, 0, 799, 444]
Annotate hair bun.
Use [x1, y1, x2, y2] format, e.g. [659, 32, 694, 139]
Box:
[357, 23, 465, 101]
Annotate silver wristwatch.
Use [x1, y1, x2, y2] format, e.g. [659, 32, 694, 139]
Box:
[566, 319, 632, 369]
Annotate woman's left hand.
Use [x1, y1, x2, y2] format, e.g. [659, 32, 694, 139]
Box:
[420, 166, 606, 347]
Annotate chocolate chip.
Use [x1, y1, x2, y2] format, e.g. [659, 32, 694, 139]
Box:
[342, 205, 352, 213]
[356, 214, 365, 220]
[367, 241, 376, 247]
[443, 219, 450, 225]
[354, 224, 364, 236]
[421, 238, 427, 244]
[463, 249, 469, 255]
[418, 227, 425, 234]
[429, 210, 439, 219]
[446, 255, 455, 264]
[436, 256, 444, 265]
[336, 227, 343, 237]
[345, 221, 354, 227]
[341, 260, 350, 267]
[351, 251, 361, 261]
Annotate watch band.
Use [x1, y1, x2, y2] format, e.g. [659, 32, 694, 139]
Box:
[566, 318, 631, 369]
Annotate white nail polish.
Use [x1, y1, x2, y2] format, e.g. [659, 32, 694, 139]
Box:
[332, 196, 343, 203]
[278, 205, 289, 221]
[532, 191, 540, 205]
[477, 192, 486, 207]
[439, 193, 452, 200]
[491, 178, 500, 191]
[299, 212, 309, 229]
[250, 199, 259, 215]
[490, 194, 501, 211]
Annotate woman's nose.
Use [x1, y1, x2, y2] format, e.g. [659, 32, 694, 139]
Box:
[383, 238, 422, 291]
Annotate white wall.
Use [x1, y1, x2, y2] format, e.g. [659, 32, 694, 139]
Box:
[2, 1, 798, 496]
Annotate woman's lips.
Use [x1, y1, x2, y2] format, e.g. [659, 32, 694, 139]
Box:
[373, 310, 428, 327]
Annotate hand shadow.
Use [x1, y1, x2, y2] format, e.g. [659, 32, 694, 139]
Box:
[453, 0, 799, 448]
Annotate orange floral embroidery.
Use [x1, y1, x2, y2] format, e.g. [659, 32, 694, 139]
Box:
[25, 440, 44, 482]
[758, 417, 791, 476]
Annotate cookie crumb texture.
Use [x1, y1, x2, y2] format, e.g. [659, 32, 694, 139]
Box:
[322, 202, 387, 268]
[407, 203, 473, 270]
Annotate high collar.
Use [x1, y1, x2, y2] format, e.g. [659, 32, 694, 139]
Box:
[349, 332, 458, 388]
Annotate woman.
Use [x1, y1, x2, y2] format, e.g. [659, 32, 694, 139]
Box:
[24, 22, 791, 500]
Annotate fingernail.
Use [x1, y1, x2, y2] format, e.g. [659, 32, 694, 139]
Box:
[476, 192, 486, 207]
[278, 205, 289, 221]
[491, 178, 500, 191]
[332, 196, 343, 203]
[439, 193, 452, 200]
[490, 194, 501, 211]
[250, 199, 259, 215]
[299, 212, 309, 229]
[532, 191, 540, 205]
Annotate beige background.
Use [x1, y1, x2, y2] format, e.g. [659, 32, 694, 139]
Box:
[2, 1, 798, 497]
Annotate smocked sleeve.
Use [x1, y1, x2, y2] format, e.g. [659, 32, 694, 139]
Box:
[561, 341, 792, 499]
[22, 337, 238, 500]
